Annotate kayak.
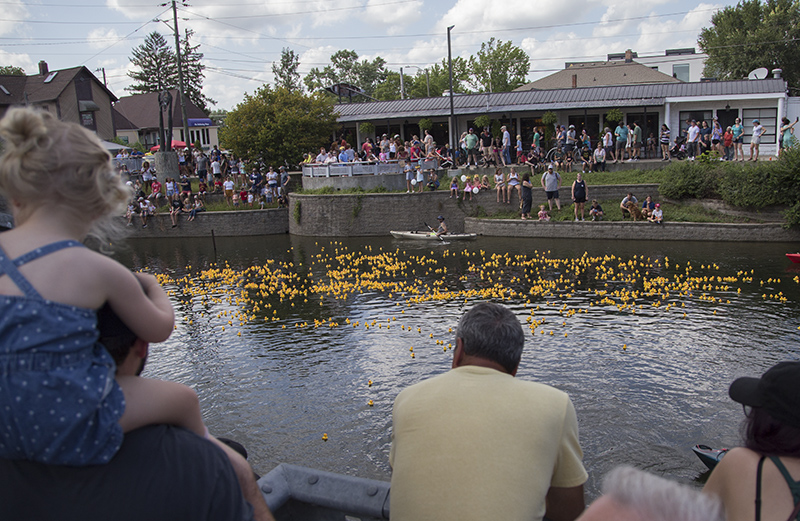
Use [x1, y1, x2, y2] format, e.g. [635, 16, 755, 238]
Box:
[692, 444, 729, 470]
[787, 253, 800, 263]
[390, 230, 477, 241]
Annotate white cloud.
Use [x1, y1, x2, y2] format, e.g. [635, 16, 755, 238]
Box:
[434, 0, 577, 35]
[0, 0, 28, 36]
[0, 50, 34, 74]
[87, 28, 122, 50]
[362, 0, 423, 34]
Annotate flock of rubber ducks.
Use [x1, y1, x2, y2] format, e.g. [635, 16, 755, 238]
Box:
[151, 242, 799, 440]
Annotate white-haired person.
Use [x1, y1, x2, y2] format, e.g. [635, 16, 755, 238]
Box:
[579, 466, 724, 521]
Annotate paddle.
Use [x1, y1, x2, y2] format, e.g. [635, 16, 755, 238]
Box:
[423, 221, 444, 241]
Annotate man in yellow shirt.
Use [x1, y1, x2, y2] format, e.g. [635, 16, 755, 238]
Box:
[389, 302, 587, 521]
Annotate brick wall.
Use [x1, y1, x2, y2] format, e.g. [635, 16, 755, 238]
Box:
[289, 184, 661, 236]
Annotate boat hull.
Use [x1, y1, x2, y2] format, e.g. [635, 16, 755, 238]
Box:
[390, 230, 477, 241]
[787, 253, 800, 264]
[692, 444, 729, 471]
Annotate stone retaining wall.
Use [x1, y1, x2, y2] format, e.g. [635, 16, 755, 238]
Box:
[465, 218, 800, 242]
[289, 184, 660, 237]
[124, 208, 289, 238]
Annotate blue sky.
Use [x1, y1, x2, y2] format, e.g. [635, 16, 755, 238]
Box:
[1, 0, 729, 111]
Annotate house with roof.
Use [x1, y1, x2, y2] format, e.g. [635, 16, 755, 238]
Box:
[334, 69, 795, 157]
[0, 61, 117, 140]
[514, 52, 681, 91]
[112, 89, 217, 151]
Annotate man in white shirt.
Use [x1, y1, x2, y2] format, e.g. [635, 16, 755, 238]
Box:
[686, 120, 700, 160]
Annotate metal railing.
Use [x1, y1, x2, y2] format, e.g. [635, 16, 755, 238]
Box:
[302, 159, 440, 177]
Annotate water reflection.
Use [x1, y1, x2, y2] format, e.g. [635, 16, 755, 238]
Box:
[116, 235, 800, 498]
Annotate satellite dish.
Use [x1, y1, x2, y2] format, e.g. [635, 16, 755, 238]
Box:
[748, 68, 769, 80]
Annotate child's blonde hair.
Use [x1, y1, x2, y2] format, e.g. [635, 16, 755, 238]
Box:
[0, 108, 129, 243]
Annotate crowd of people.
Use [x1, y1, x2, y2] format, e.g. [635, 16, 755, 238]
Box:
[3, 108, 799, 521]
[118, 146, 291, 228]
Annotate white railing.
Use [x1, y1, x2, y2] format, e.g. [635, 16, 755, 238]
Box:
[302, 159, 440, 177]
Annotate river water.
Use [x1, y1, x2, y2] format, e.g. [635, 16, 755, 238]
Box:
[117, 235, 800, 498]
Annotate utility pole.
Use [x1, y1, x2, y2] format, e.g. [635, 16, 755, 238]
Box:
[447, 25, 456, 153]
[399, 67, 405, 100]
[172, 0, 190, 148]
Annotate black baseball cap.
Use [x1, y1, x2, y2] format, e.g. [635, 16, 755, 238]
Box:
[729, 361, 800, 428]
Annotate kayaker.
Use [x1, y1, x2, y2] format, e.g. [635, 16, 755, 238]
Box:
[436, 215, 448, 236]
[389, 303, 587, 521]
[703, 361, 800, 521]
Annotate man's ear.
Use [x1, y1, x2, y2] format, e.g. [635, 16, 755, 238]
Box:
[452, 338, 464, 369]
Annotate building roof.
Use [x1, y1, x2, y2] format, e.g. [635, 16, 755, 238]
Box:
[0, 66, 117, 106]
[334, 79, 788, 122]
[113, 89, 208, 129]
[515, 61, 680, 91]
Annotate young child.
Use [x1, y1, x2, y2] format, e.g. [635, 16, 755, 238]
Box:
[125, 201, 136, 226]
[537, 204, 550, 222]
[649, 203, 663, 224]
[589, 199, 604, 221]
[0, 108, 269, 518]
[463, 178, 474, 201]
[481, 175, 491, 190]
[450, 177, 459, 198]
[232, 191, 241, 207]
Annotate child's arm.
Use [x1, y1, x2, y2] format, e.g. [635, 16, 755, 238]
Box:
[103, 261, 175, 343]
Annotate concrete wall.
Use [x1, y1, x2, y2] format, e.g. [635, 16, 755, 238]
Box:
[125, 208, 289, 239]
[289, 184, 661, 237]
[465, 218, 800, 242]
[301, 163, 666, 191]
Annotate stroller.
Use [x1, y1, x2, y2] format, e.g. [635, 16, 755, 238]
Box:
[435, 148, 454, 169]
[669, 136, 687, 160]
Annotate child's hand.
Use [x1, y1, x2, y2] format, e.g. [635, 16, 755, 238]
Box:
[133, 272, 160, 292]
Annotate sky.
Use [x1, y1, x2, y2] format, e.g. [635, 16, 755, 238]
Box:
[0, 0, 732, 112]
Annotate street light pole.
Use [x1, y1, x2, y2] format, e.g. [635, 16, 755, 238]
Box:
[171, 0, 190, 148]
[400, 67, 405, 100]
[447, 25, 456, 155]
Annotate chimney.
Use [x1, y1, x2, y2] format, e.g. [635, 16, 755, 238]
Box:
[625, 49, 633, 63]
[772, 68, 783, 79]
[572, 74, 577, 88]
[38, 61, 48, 76]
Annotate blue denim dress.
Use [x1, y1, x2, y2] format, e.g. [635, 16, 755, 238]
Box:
[0, 240, 125, 465]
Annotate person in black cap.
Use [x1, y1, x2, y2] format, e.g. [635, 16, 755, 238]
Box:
[435, 215, 448, 236]
[703, 361, 800, 521]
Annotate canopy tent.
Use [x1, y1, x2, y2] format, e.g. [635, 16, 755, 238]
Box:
[101, 140, 132, 151]
[149, 140, 188, 153]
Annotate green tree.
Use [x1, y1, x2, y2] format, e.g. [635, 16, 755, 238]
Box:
[219, 86, 338, 166]
[127, 30, 213, 113]
[698, 0, 800, 89]
[374, 59, 471, 101]
[373, 71, 401, 100]
[0, 66, 24, 76]
[303, 49, 387, 99]
[127, 32, 177, 94]
[273, 48, 303, 92]
[467, 38, 530, 93]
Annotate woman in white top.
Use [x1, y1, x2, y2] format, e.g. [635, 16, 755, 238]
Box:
[506, 167, 521, 206]
[602, 127, 615, 163]
[494, 168, 506, 203]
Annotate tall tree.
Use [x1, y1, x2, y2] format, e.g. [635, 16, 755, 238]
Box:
[273, 48, 302, 92]
[304, 49, 387, 100]
[127, 32, 177, 94]
[0, 66, 25, 76]
[467, 38, 530, 93]
[698, 0, 800, 89]
[126, 30, 213, 113]
[373, 58, 471, 101]
[219, 86, 337, 166]
[179, 29, 214, 113]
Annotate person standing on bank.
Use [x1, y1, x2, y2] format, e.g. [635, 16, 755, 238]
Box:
[749, 119, 766, 161]
[520, 173, 533, 220]
[541, 164, 562, 212]
[732, 117, 745, 161]
[571, 172, 587, 221]
[703, 361, 800, 521]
